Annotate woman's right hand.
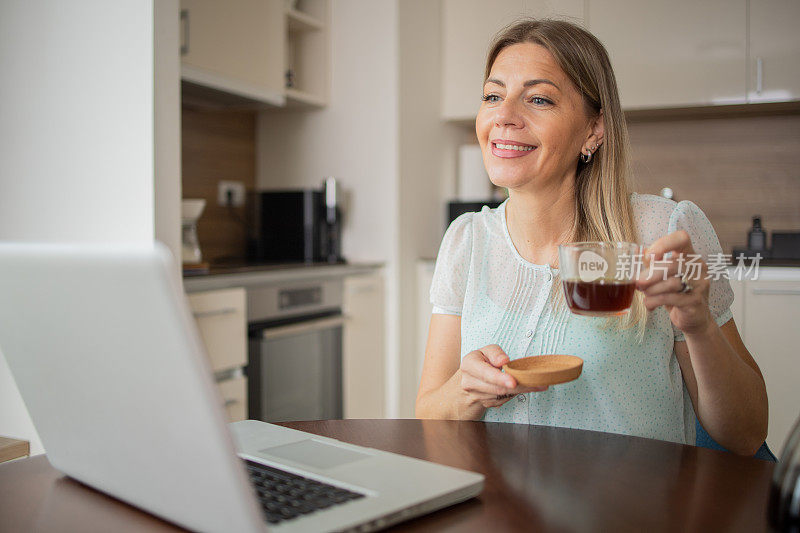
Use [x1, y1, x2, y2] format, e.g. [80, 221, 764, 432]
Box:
[459, 344, 548, 410]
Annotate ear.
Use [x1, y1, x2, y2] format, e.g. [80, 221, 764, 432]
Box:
[584, 109, 605, 151]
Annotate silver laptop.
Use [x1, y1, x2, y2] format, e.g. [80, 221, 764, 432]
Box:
[0, 243, 483, 532]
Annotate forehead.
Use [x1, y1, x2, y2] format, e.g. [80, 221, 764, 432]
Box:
[488, 42, 568, 86]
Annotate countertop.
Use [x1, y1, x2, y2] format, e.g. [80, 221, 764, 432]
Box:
[183, 260, 383, 292]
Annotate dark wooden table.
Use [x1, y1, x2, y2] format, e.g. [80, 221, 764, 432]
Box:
[0, 419, 776, 532]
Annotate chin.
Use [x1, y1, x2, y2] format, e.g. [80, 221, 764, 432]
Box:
[487, 169, 530, 190]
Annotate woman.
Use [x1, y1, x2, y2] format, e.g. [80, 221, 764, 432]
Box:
[415, 19, 768, 455]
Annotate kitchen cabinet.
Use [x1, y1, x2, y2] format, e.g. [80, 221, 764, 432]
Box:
[748, 0, 800, 103]
[187, 287, 248, 422]
[343, 272, 385, 419]
[440, 0, 584, 121]
[739, 276, 800, 451]
[180, 0, 285, 105]
[588, 0, 747, 110]
[179, 0, 329, 108]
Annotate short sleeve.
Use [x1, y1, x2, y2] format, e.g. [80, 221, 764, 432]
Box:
[429, 213, 473, 316]
[667, 200, 734, 341]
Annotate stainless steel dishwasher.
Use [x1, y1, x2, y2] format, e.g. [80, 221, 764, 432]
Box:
[246, 279, 345, 423]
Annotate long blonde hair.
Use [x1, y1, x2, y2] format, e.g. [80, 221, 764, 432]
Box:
[485, 19, 646, 340]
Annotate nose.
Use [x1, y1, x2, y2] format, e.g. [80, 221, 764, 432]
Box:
[494, 98, 524, 129]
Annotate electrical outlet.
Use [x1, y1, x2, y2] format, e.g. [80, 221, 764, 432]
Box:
[218, 180, 246, 207]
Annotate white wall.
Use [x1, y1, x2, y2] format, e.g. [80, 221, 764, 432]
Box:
[0, 0, 179, 455]
[256, 0, 402, 415]
[397, 0, 468, 416]
[154, 0, 182, 272]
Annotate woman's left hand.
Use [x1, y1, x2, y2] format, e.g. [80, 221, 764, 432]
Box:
[636, 230, 714, 336]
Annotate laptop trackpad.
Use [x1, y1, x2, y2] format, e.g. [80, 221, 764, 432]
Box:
[258, 439, 370, 470]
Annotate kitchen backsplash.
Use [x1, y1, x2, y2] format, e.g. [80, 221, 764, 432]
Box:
[181, 106, 800, 261]
[182, 107, 256, 263]
[628, 112, 800, 253]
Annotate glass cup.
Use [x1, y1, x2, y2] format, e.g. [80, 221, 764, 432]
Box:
[558, 241, 642, 317]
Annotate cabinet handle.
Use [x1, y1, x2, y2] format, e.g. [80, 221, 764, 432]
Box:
[752, 288, 800, 296]
[193, 307, 238, 319]
[756, 57, 763, 96]
[224, 399, 239, 407]
[180, 9, 189, 55]
[261, 315, 347, 340]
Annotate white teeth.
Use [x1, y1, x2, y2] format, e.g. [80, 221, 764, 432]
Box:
[495, 143, 533, 151]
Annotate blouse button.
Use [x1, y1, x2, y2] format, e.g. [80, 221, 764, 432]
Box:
[546, 272, 553, 282]
[517, 395, 526, 403]
[525, 329, 533, 338]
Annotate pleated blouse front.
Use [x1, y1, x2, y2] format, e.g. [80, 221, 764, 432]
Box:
[430, 193, 735, 445]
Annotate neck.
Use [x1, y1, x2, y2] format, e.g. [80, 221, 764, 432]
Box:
[505, 176, 577, 267]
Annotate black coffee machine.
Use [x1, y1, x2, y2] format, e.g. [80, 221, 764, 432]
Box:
[247, 177, 343, 264]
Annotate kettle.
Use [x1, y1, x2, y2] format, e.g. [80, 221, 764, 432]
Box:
[770, 414, 800, 531]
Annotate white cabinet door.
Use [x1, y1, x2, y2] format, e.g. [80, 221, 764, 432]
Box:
[187, 288, 248, 373]
[588, 0, 747, 109]
[748, 0, 800, 103]
[743, 279, 800, 451]
[180, 0, 284, 103]
[343, 273, 386, 419]
[441, 0, 584, 121]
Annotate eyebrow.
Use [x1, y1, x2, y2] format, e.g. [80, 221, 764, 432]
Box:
[485, 78, 560, 90]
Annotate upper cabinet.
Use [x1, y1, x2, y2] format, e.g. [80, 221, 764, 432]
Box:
[588, 0, 748, 110]
[180, 0, 285, 106]
[440, 0, 584, 121]
[180, 0, 329, 109]
[748, 0, 800, 103]
[441, 0, 800, 117]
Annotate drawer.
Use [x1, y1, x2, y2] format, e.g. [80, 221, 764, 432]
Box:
[217, 376, 248, 422]
[187, 288, 247, 372]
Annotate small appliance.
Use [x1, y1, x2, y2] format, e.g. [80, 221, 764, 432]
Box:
[248, 178, 343, 264]
[181, 198, 206, 264]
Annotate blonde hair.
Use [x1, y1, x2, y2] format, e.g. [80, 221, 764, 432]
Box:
[485, 19, 646, 340]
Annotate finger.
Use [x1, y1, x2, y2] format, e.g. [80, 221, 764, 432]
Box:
[637, 259, 680, 289]
[462, 353, 515, 389]
[643, 291, 696, 311]
[644, 230, 694, 260]
[482, 397, 515, 408]
[639, 276, 683, 296]
[480, 344, 510, 368]
[461, 373, 515, 396]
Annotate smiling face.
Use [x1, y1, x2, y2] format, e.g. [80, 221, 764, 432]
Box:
[476, 42, 602, 191]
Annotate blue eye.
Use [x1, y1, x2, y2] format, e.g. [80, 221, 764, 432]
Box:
[481, 94, 500, 103]
[530, 96, 553, 106]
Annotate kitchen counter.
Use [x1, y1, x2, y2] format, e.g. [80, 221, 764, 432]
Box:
[183, 261, 383, 293]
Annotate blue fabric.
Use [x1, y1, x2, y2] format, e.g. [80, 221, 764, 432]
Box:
[695, 418, 777, 462]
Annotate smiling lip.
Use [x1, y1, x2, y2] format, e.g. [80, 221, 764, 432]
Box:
[491, 139, 537, 158]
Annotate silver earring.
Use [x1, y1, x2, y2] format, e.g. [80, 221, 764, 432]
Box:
[580, 150, 592, 164]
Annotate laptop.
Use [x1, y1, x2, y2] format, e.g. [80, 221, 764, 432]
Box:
[0, 243, 483, 532]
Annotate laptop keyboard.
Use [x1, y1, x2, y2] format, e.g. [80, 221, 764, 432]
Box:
[244, 459, 365, 525]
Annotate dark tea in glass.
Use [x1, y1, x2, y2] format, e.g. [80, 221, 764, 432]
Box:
[558, 242, 641, 317]
[562, 279, 636, 316]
